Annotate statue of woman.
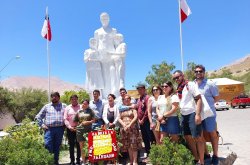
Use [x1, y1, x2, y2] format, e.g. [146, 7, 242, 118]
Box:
[84, 38, 104, 95]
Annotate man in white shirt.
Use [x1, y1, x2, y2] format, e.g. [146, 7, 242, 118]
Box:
[173, 70, 204, 165]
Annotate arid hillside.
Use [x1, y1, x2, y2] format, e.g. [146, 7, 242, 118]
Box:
[0, 76, 84, 94]
[208, 54, 250, 76]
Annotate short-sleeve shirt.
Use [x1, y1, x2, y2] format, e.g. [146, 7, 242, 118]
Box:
[195, 78, 219, 115]
[157, 94, 179, 117]
[89, 99, 103, 119]
[179, 82, 201, 115]
[74, 108, 95, 131]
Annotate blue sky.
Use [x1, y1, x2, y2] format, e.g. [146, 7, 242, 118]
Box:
[0, 0, 250, 89]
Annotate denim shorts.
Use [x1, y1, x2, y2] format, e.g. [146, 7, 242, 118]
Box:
[160, 116, 181, 134]
[202, 116, 216, 132]
[182, 112, 202, 138]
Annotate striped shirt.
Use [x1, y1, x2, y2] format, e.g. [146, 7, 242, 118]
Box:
[36, 102, 67, 127]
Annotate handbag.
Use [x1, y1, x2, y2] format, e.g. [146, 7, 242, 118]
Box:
[200, 95, 214, 120]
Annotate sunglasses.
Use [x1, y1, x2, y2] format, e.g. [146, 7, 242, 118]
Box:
[194, 70, 203, 73]
[173, 76, 180, 80]
[153, 88, 159, 91]
[161, 85, 169, 88]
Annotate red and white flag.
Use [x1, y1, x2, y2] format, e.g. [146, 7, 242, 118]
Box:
[41, 8, 52, 41]
[180, 0, 191, 23]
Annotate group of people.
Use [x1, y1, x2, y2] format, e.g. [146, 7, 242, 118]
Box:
[35, 64, 220, 165]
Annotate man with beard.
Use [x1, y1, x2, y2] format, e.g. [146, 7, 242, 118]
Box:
[194, 65, 219, 165]
[36, 92, 67, 165]
[172, 70, 204, 165]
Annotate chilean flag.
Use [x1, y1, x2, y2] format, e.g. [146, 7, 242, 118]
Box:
[180, 0, 191, 23]
[41, 8, 52, 41]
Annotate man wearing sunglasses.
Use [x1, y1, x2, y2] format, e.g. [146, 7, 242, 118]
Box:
[172, 70, 204, 165]
[194, 65, 219, 165]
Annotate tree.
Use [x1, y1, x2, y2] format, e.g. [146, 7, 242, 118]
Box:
[10, 88, 47, 123]
[0, 87, 13, 114]
[184, 62, 197, 81]
[60, 90, 90, 105]
[145, 61, 176, 88]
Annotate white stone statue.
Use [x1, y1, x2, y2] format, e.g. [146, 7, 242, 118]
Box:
[84, 38, 104, 94]
[111, 33, 126, 89]
[84, 12, 126, 98]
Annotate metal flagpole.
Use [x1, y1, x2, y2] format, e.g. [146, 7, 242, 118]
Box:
[178, 0, 184, 72]
[46, 6, 51, 103]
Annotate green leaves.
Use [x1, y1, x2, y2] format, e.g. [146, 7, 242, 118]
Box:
[145, 61, 175, 88]
[1, 119, 54, 165]
[149, 137, 194, 165]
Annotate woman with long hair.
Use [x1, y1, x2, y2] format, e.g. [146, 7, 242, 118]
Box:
[156, 81, 181, 143]
[147, 85, 162, 144]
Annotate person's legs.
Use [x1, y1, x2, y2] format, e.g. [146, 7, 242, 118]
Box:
[132, 150, 138, 165]
[169, 134, 179, 143]
[76, 140, 81, 164]
[194, 136, 205, 164]
[44, 128, 53, 153]
[128, 148, 133, 164]
[79, 141, 86, 163]
[184, 135, 199, 161]
[67, 128, 76, 163]
[153, 130, 161, 144]
[53, 127, 65, 164]
[140, 120, 151, 155]
[189, 113, 204, 164]
[202, 117, 218, 157]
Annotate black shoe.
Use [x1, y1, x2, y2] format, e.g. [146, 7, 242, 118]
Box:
[69, 162, 76, 165]
[211, 155, 219, 165]
[204, 153, 211, 160]
[75, 162, 81, 165]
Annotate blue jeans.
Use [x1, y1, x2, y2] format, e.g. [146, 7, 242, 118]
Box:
[44, 126, 65, 164]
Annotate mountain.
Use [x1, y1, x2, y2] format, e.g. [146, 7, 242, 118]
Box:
[208, 54, 250, 76]
[0, 76, 84, 94]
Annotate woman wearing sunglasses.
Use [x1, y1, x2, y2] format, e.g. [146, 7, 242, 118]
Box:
[156, 81, 181, 143]
[147, 85, 163, 144]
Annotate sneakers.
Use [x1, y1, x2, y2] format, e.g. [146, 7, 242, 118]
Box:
[211, 155, 219, 165]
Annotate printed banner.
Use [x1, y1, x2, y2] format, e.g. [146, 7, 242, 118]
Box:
[88, 130, 118, 162]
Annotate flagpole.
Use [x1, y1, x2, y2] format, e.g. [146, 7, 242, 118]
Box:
[46, 6, 51, 103]
[178, 0, 184, 72]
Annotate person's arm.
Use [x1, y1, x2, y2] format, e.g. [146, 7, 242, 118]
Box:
[118, 112, 126, 128]
[102, 106, 109, 125]
[141, 96, 149, 123]
[147, 98, 153, 124]
[64, 107, 72, 129]
[156, 104, 163, 122]
[128, 109, 138, 127]
[190, 82, 202, 124]
[82, 109, 96, 126]
[35, 105, 47, 129]
[118, 104, 130, 111]
[113, 105, 120, 125]
[163, 102, 179, 118]
[194, 94, 202, 125]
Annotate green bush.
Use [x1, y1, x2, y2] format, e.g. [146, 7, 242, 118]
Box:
[0, 118, 53, 165]
[149, 137, 194, 165]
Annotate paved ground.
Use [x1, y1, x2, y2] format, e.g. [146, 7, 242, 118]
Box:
[216, 107, 250, 165]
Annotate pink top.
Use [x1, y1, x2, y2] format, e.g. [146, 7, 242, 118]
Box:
[64, 104, 81, 129]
